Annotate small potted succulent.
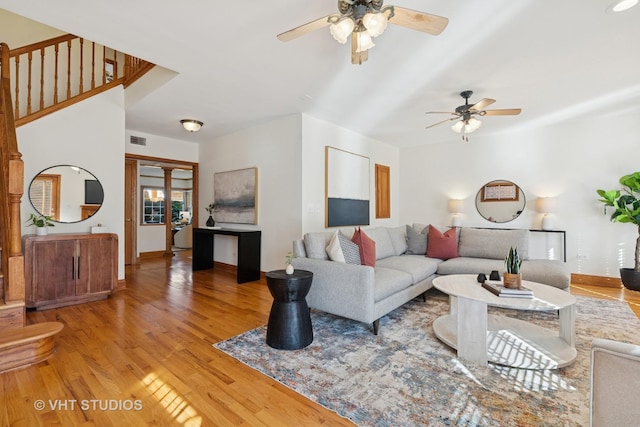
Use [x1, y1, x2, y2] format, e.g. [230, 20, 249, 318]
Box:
[504, 246, 522, 289]
[205, 202, 216, 227]
[26, 212, 55, 236]
[597, 171, 640, 290]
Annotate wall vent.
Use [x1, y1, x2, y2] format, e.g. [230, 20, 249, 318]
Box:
[130, 135, 147, 146]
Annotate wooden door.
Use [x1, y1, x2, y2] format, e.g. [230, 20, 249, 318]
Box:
[124, 159, 137, 265]
[78, 236, 116, 294]
[31, 240, 76, 302]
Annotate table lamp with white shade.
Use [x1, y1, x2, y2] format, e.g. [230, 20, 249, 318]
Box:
[536, 197, 557, 230]
[448, 199, 464, 227]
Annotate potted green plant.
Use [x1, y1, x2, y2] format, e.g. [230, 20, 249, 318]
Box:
[597, 171, 640, 290]
[26, 212, 55, 236]
[205, 202, 216, 227]
[504, 246, 522, 289]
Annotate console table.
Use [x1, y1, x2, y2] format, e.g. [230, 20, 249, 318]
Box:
[192, 227, 261, 283]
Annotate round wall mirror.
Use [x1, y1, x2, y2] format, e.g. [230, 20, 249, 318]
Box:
[28, 165, 104, 223]
[475, 180, 526, 223]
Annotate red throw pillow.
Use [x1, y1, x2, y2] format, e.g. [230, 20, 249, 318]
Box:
[426, 225, 459, 260]
[352, 227, 376, 266]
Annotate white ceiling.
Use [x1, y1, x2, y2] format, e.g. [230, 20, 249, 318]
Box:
[2, 0, 639, 148]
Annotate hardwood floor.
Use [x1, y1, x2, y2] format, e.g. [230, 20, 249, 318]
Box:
[3, 252, 352, 426]
[2, 251, 639, 426]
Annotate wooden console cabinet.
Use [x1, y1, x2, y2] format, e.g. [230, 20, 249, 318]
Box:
[23, 233, 117, 310]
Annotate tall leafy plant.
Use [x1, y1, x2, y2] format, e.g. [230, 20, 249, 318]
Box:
[597, 171, 640, 272]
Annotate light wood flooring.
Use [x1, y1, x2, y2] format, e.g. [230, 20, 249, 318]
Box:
[2, 251, 640, 426]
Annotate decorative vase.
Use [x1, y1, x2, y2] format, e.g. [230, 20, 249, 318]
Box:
[36, 227, 48, 236]
[206, 216, 215, 227]
[285, 263, 294, 275]
[503, 273, 522, 289]
[620, 268, 640, 291]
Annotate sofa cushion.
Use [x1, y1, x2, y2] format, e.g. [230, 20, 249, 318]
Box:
[364, 227, 395, 260]
[352, 227, 376, 267]
[458, 227, 530, 260]
[437, 257, 504, 275]
[388, 226, 408, 256]
[326, 231, 346, 262]
[426, 225, 459, 260]
[414, 223, 461, 242]
[406, 225, 428, 255]
[520, 259, 570, 290]
[303, 231, 333, 260]
[373, 267, 413, 302]
[376, 255, 440, 283]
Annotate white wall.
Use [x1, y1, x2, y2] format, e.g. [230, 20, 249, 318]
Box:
[17, 89, 126, 279]
[199, 115, 302, 272]
[125, 130, 198, 161]
[197, 113, 400, 272]
[0, 8, 63, 47]
[400, 110, 640, 278]
[301, 114, 401, 234]
[124, 130, 198, 253]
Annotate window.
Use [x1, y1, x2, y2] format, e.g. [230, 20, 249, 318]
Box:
[170, 190, 192, 223]
[141, 187, 192, 225]
[142, 187, 165, 224]
[29, 174, 61, 221]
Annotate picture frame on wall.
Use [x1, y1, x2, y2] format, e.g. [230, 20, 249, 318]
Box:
[325, 146, 370, 227]
[481, 181, 519, 202]
[214, 167, 258, 224]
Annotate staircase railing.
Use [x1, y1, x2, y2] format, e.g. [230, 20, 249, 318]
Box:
[0, 42, 26, 305]
[8, 34, 154, 127]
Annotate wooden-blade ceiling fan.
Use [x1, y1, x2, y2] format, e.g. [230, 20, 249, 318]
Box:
[277, 0, 449, 64]
[425, 90, 522, 141]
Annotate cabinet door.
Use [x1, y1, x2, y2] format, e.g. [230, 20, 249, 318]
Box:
[31, 240, 76, 302]
[76, 237, 116, 295]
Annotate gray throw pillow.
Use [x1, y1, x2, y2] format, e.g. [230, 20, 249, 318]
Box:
[406, 224, 428, 255]
[338, 231, 361, 265]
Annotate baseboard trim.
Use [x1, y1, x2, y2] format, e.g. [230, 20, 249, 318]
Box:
[571, 273, 622, 288]
[139, 251, 165, 259]
[116, 279, 126, 290]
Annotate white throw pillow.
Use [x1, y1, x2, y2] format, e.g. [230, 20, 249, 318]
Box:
[326, 230, 346, 263]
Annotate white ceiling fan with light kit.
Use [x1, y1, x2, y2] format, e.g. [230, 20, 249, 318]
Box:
[277, 0, 449, 64]
[425, 90, 522, 142]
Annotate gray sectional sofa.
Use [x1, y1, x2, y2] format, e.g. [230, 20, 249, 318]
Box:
[291, 224, 570, 334]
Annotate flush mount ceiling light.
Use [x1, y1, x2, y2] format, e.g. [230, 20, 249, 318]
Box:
[607, 0, 638, 12]
[277, 1, 448, 65]
[180, 119, 203, 132]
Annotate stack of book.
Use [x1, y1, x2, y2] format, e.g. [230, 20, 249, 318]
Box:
[482, 280, 534, 298]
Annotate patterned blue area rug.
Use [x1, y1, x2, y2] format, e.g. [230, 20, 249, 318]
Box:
[214, 291, 640, 426]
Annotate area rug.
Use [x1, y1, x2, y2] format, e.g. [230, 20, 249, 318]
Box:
[214, 291, 640, 426]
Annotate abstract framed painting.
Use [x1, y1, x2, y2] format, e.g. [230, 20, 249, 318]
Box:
[325, 146, 370, 227]
[214, 167, 258, 224]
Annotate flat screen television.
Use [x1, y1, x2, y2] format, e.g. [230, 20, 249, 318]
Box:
[85, 179, 104, 205]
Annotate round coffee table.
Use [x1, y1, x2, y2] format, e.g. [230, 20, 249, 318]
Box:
[265, 269, 313, 350]
[432, 274, 577, 369]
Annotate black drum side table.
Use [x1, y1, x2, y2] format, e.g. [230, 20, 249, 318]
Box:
[265, 269, 313, 350]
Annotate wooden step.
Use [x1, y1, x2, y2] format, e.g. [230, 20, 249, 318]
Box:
[0, 300, 25, 329]
[0, 322, 64, 373]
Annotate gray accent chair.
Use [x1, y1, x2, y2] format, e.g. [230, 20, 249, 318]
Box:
[590, 338, 640, 426]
